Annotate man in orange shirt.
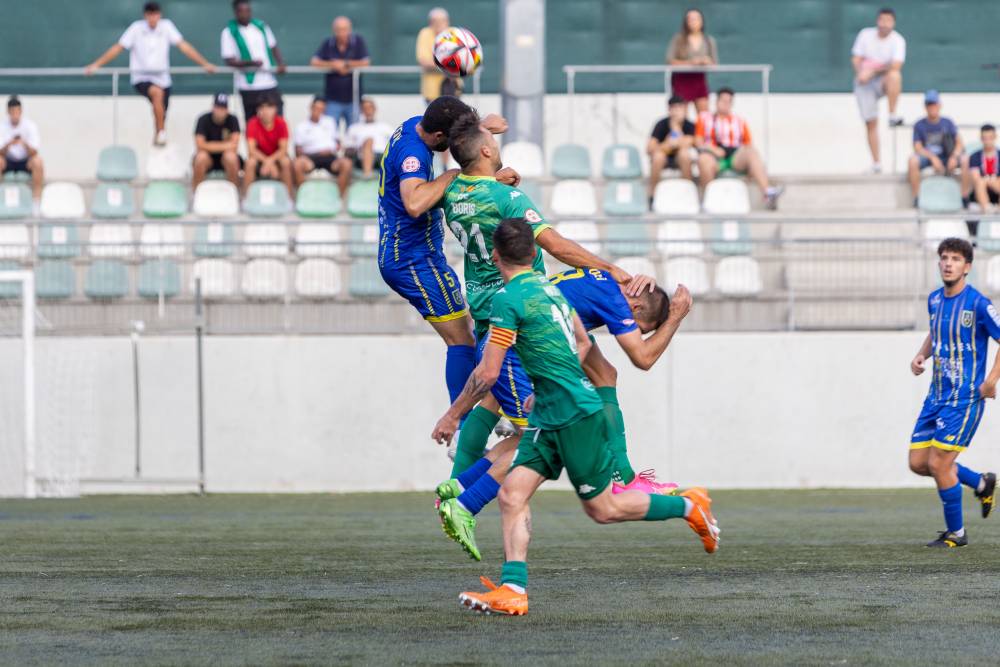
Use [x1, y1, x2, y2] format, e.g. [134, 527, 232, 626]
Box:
[244, 95, 293, 198]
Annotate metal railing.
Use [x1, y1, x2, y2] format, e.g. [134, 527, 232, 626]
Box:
[0, 65, 481, 144]
[562, 64, 773, 162]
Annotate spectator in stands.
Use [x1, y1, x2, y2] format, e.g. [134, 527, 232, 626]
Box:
[966, 125, 998, 211]
[696, 87, 783, 210]
[244, 95, 293, 198]
[345, 97, 394, 179]
[85, 2, 215, 146]
[908, 90, 963, 205]
[222, 0, 286, 121]
[416, 8, 455, 102]
[647, 95, 696, 205]
[665, 9, 718, 114]
[851, 7, 905, 173]
[292, 97, 352, 197]
[310, 16, 370, 134]
[0, 96, 43, 206]
[192, 93, 242, 190]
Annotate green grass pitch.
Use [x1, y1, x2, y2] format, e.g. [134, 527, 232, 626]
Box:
[1, 490, 999, 665]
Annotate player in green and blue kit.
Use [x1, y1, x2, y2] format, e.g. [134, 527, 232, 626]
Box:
[431, 220, 719, 615]
[909, 238, 998, 547]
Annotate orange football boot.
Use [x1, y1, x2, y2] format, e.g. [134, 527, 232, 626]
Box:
[680, 487, 720, 553]
[458, 576, 528, 615]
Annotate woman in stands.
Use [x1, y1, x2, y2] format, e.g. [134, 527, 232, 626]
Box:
[666, 9, 718, 114]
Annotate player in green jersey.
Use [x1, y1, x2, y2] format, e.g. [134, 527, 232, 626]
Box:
[432, 220, 719, 615]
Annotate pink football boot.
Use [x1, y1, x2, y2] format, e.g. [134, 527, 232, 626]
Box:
[611, 469, 679, 495]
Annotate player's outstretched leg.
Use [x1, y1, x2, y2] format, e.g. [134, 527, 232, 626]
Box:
[956, 464, 996, 519]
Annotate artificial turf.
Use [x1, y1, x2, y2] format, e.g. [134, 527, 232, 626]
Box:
[1, 490, 998, 665]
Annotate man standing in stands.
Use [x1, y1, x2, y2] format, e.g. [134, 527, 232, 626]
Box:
[222, 0, 286, 121]
[310, 16, 370, 134]
[851, 7, 905, 174]
[908, 90, 963, 206]
[0, 96, 44, 211]
[85, 1, 216, 146]
[416, 8, 453, 102]
[192, 93, 242, 190]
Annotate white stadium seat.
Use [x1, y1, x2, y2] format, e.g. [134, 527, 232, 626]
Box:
[191, 258, 236, 298]
[715, 256, 763, 296]
[145, 144, 189, 180]
[550, 180, 597, 216]
[703, 179, 751, 215]
[663, 257, 710, 296]
[986, 256, 1000, 292]
[88, 224, 134, 258]
[652, 179, 700, 215]
[555, 221, 601, 255]
[193, 181, 240, 218]
[241, 258, 288, 298]
[923, 219, 968, 246]
[244, 224, 289, 257]
[614, 256, 657, 280]
[139, 223, 185, 257]
[40, 182, 86, 219]
[656, 221, 704, 257]
[295, 223, 344, 257]
[501, 141, 545, 178]
[0, 224, 30, 258]
[295, 258, 343, 297]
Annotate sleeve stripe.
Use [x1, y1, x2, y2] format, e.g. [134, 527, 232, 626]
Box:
[488, 327, 516, 348]
[532, 223, 551, 238]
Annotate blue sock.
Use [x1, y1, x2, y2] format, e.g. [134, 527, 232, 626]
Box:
[456, 457, 491, 490]
[938, 483, 964, 533]
[956, 463, 982, 491]
[445, 345, 477, 404]
[457, 472, 500, 516]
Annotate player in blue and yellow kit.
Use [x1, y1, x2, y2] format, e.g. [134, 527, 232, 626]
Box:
[909, 238, 998, 547]
[377, 95, 517, 410]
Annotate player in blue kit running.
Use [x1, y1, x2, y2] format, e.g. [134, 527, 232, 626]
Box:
[909, 238, 998, 547]
[377, 96, 517, 410]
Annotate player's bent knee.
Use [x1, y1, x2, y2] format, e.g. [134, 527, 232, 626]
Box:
[497, 484, 527, 513]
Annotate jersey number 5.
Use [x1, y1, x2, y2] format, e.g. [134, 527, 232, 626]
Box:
[448, 221, 489, 262]
[551, 303, 577, 353]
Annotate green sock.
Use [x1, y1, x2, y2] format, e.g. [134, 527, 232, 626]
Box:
[596, 386, 635, 484]
[451, 406, 500, 477]
[500, 560, 528, 589]
[644, 494, 686, 521]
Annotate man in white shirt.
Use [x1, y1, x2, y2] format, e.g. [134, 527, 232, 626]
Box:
[851, 7, 906, 173]
[292, 97, 352, 197]
[85, 2, 215, 146]
[222, 0, 287, 123]
[345, 97, 394, 178]
[0, 97, 44, 202]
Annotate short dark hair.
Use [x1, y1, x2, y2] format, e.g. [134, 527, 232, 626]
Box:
[642, 286, 671, 329]
[668, 95, 685, 106]
[143, 2, 161, 13]
[938, 237, 973, 263]
[448, 112, 486, 169]
[311, 95, 325, 105]
[421, 95, 473, 135]
[878, 8, 895, 17]
[717, 87, 735, 98]
[232, 0, 249, 9]
[982, 124, 996, 134]
[7, 95, 21, 109]
[493, 219, 536, 266]
[257, 94, 277, 109]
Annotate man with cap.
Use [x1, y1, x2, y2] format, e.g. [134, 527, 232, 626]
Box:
[909, 90, 963, 205]
[193, 92, 242, 189]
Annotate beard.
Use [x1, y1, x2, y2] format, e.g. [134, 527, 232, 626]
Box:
[431, 138, 449, 152]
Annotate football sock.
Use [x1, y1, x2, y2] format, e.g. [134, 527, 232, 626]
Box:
[500, 560, 528, 592]
[955, 463, 984, 492]
[455, 457, 491, 492]
[451, 406, 499, 477]
[457, 472, 500, 516]
[596, 386, 635, 484]
[938, 483, 964, 533]
[445, 343, 477, 403]
[643, 494, 687, 521]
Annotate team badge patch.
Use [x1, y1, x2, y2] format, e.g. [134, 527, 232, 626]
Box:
[402, 156, 421, 173]
[524, 209, 542, 223]
[961, 310, 974, 327]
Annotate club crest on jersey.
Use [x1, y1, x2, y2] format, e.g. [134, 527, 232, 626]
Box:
[402, 156, 420, 173]
[961, 310, 974, 327]
[524, 209, 542, 223]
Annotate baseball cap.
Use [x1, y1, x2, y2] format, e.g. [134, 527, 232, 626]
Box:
[213, 92, 229, 108]
[924, 89, 941, 104]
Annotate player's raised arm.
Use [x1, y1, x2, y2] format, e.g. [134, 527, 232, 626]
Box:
[615, 284, 692, 370]
[432, 333, 507, 444]
[535, 227, 631, 284]
[911, 333, 932, 376]
[399, 168, 460, 218]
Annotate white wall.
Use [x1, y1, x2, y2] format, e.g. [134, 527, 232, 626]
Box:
[15, 90, 999, 182]
[2, 332, 998, 495]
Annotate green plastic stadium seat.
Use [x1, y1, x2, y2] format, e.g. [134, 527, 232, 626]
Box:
[84, 259, 129, 299]
[0, 183, 32, 219]
[244, 180, 291, 218]
[96, 145, 138, 182]
[551, 143, 592, 179]
[37, 224, 81, 258]
[605, 220, 652, 257]
[0, 260, 22, 298]
[918, 176, 962, 213]
[347, 180, 378, 218]
[2, 171, 30, 183]
[601, 144, 642, 179]
[349, 259, 389, 297]
[710, 220, 752, 256]
[142, 181, 188, 218]
[603, 180, 646, 217]
[91, 182, 135, 219]
[35, 260, 76, 299]
[193, 223, 235, 257]
[296, 180, 342, 218]
[348, 224, 380, 257]
[137, 259, 181, 299]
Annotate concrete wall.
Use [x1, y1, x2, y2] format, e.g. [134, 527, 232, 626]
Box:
[2, 331, 998, 495]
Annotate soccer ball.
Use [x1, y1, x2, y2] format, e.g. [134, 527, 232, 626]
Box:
[433, 27, 483, 77]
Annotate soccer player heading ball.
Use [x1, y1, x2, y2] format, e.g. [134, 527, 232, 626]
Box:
[909, 237, 998, 547]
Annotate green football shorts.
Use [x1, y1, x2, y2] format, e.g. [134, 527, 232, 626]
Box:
[511, 411, 613, 500]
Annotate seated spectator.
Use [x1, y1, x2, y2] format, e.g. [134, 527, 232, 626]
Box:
[968, 124, 1000, 212]
[310, 16, 370, 133]
[666, 9, 718, 113]
[695, 87, 783, 209]
[647, 95, 696, 205]
[908, 90, 963, 205]
[292, 97, 352, 196]
[244, 95, 293, 198]
[0, 96, 44, 205]
[192, 93, 242, 190]
[345, 97, 393, 179]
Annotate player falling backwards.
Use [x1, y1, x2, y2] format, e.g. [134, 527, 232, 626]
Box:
[432, 219, 719, 615]
[377, 95, 516, 417]
[909, 237, 997, 548]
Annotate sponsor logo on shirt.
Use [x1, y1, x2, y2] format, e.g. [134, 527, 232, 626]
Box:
[510, 191, 522, 199]
[931, 294, 942, 307]
[524, 209, 542, 223]
[402, 156, 420, 173]
[961, 310, 974, 328]
[581, 377, 595, 391]
[578, 484, 596, 494]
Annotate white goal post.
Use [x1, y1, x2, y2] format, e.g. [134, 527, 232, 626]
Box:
[0, 269, 36, 498]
